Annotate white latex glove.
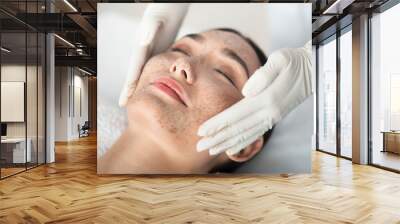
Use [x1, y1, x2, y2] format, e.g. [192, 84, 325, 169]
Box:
[119, 3, 189, 106]
[196, 41, 313, 156]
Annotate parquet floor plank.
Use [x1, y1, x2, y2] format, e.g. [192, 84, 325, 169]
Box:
[0, 135, 399, 223]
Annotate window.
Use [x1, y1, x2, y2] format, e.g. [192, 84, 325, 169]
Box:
[370, 2, 400, 171]
[390, 74, 400, 130]
[316, 25, 353, 159]
[317, 36, 337, 154]
[340, 28, 352, 158]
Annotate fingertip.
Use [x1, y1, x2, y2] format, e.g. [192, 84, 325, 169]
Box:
[118, 97, 127, 107]
[209, 148, 221, 156]
[209, 149, 216, 156]
[196, 140, 207, 152]
[226, 149, 234, 156]
[197, 126, 207, 137]
[242, 70, 264, 97]
[242, 76, 256, 96]
[198, 124, 215, 137]
[119, 86, 129, 106]
[196, 146, 205, 153]
[241, 85, 253, 97]
[242, 89, 256, 98]
[226, 148, 240, 156]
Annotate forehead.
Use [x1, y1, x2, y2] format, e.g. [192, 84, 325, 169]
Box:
[179, 30, 261, 75]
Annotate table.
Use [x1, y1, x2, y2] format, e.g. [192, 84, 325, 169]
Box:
[381, 131, 400, 154]
[1, 138, 31, 163]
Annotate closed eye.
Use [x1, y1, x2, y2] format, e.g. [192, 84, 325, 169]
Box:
[214, 68, 235, 86]
[171, 47, 190, 56]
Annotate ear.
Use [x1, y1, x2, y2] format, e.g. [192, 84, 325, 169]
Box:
[226, 137, 264, 162]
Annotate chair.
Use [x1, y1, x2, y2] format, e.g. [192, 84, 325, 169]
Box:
[79, 121, 90, 138]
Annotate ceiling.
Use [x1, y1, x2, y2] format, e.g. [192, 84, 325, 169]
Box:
[311, 0, 390, 43]
[0, 0, 394, 75]
[0, 0, 99, 74]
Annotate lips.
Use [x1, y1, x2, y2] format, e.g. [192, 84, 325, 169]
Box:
[152, 76, 188, 106]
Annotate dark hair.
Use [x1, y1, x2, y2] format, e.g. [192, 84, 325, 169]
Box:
[214, 28, 267, 66]
[209, 28, 272, 173]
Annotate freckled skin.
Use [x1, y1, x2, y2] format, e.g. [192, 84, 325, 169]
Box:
[126, 30, 262, 170]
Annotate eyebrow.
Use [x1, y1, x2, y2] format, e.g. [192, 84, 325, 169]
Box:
[181, 33, 249, 77]
[183, 33, 205, 43]
[221, 48, 249, 77]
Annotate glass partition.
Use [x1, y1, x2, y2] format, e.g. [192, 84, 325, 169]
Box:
[27, 31, 38, 169]
[339, 28, 352, 158]
[317, 36, 337, 155]
[0, 1, 46, 179]
[38, 32, 45, 165]
[1, 31, 28, 177]
[370, 3, 400, 171]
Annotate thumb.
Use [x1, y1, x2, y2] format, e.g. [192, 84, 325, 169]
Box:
[242, 60, 278, 97]
[242, 49, 289, 97]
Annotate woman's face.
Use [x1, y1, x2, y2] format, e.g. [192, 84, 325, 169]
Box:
[127, 30, 262, 172]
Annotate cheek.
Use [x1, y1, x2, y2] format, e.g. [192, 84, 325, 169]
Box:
[135, 55, 174, 90]
[176, 79, 241, 159]
[190, 78, 242, 127]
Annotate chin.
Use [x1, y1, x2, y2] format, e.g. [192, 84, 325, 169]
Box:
[127, 89, 189, 137]
[127, 89, 202, 157]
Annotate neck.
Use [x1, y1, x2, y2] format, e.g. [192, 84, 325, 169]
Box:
[98, 125, 211, 174]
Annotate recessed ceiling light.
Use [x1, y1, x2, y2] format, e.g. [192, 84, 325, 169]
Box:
[54, 34, 75, 48]
[63, 0, 78, 12]
[323, 0, 355, 15]
[78, 67, 93, 76]
[1, 47, 11, 53]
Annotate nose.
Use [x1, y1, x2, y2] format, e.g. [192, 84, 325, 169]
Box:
[169, 58, 195, 84]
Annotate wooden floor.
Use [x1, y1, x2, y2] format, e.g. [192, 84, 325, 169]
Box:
[1, 162, 45, 178]
[1, 167, 26, 178]
[373, 150, 400, 171]
[1, 135, 400, 224]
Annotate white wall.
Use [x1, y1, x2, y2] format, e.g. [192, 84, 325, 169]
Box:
[54, 67, 89, 141]
[1, 65, 40, 138]
[72, 73, 89, 138]
[1, 63, 46, 164]
[1, 65, 25, 125]
[55, 66, 68, 141]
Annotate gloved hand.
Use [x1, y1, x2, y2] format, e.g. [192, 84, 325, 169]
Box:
[196, 41, 313, 156]
[119, 3, 189, 106]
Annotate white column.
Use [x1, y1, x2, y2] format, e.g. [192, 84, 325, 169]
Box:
[352, 14, 369, 164]
[45, 0, 55, 163]
[46, 32, 55, 163]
